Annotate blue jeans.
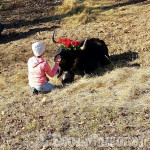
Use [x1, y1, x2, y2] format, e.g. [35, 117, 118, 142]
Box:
[33, 82, 55, 93]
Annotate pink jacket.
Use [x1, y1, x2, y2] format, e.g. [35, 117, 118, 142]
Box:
[28, 56, 58, 87]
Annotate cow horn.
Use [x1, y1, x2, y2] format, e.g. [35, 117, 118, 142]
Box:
[80, 38, 88, 50]
[52, 31, 58, 43]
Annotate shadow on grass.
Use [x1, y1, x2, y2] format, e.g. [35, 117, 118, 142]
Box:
[3, 5, 84, 29]
[91, 51, 140, 76]
[110, 51, 140, 68]
[3, 0, 147, 29]
[0, 25, 60, 44]
[91, 0, 147, 11]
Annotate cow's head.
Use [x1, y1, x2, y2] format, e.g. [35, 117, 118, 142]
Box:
[52, 31, 87, 83]
[54, 45, 79, 72]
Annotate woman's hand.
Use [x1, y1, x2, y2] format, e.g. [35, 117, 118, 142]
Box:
[55, 55, 61, 64]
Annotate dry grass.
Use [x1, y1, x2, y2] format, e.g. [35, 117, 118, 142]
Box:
[0, 0, 150, 149]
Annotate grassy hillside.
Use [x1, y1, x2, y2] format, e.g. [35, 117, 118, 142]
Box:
[0, 0, 150, 149]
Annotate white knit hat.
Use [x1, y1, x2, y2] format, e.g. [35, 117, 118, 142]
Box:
[32, 42, 45, 56]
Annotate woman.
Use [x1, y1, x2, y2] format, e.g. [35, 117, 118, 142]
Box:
[28, 42, 61, 95]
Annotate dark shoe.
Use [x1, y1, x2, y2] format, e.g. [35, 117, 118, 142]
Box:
[31, 88, 39, 95]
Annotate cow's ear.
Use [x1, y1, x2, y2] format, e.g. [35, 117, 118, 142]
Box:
[80, 38, 88, 50]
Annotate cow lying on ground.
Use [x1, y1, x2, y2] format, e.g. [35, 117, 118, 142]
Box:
[52, 31, 111, 84]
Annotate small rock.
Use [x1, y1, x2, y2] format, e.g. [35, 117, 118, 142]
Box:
[78, 121, 84, 125]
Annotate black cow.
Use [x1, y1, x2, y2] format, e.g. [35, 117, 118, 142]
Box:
[52, 32, 111, 84]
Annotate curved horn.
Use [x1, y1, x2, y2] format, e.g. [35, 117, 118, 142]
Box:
[52, 31, 58, 43]
[80, 38, 88, 50]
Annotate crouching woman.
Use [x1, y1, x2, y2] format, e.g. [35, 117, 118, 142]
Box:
[28, 42, 61, 95]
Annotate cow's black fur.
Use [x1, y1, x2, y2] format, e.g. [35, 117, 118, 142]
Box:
[55, 38, 111, 84]
[0, 23, 4, 35]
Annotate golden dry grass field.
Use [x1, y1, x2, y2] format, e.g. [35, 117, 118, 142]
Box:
[0, 0, 150, 149]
